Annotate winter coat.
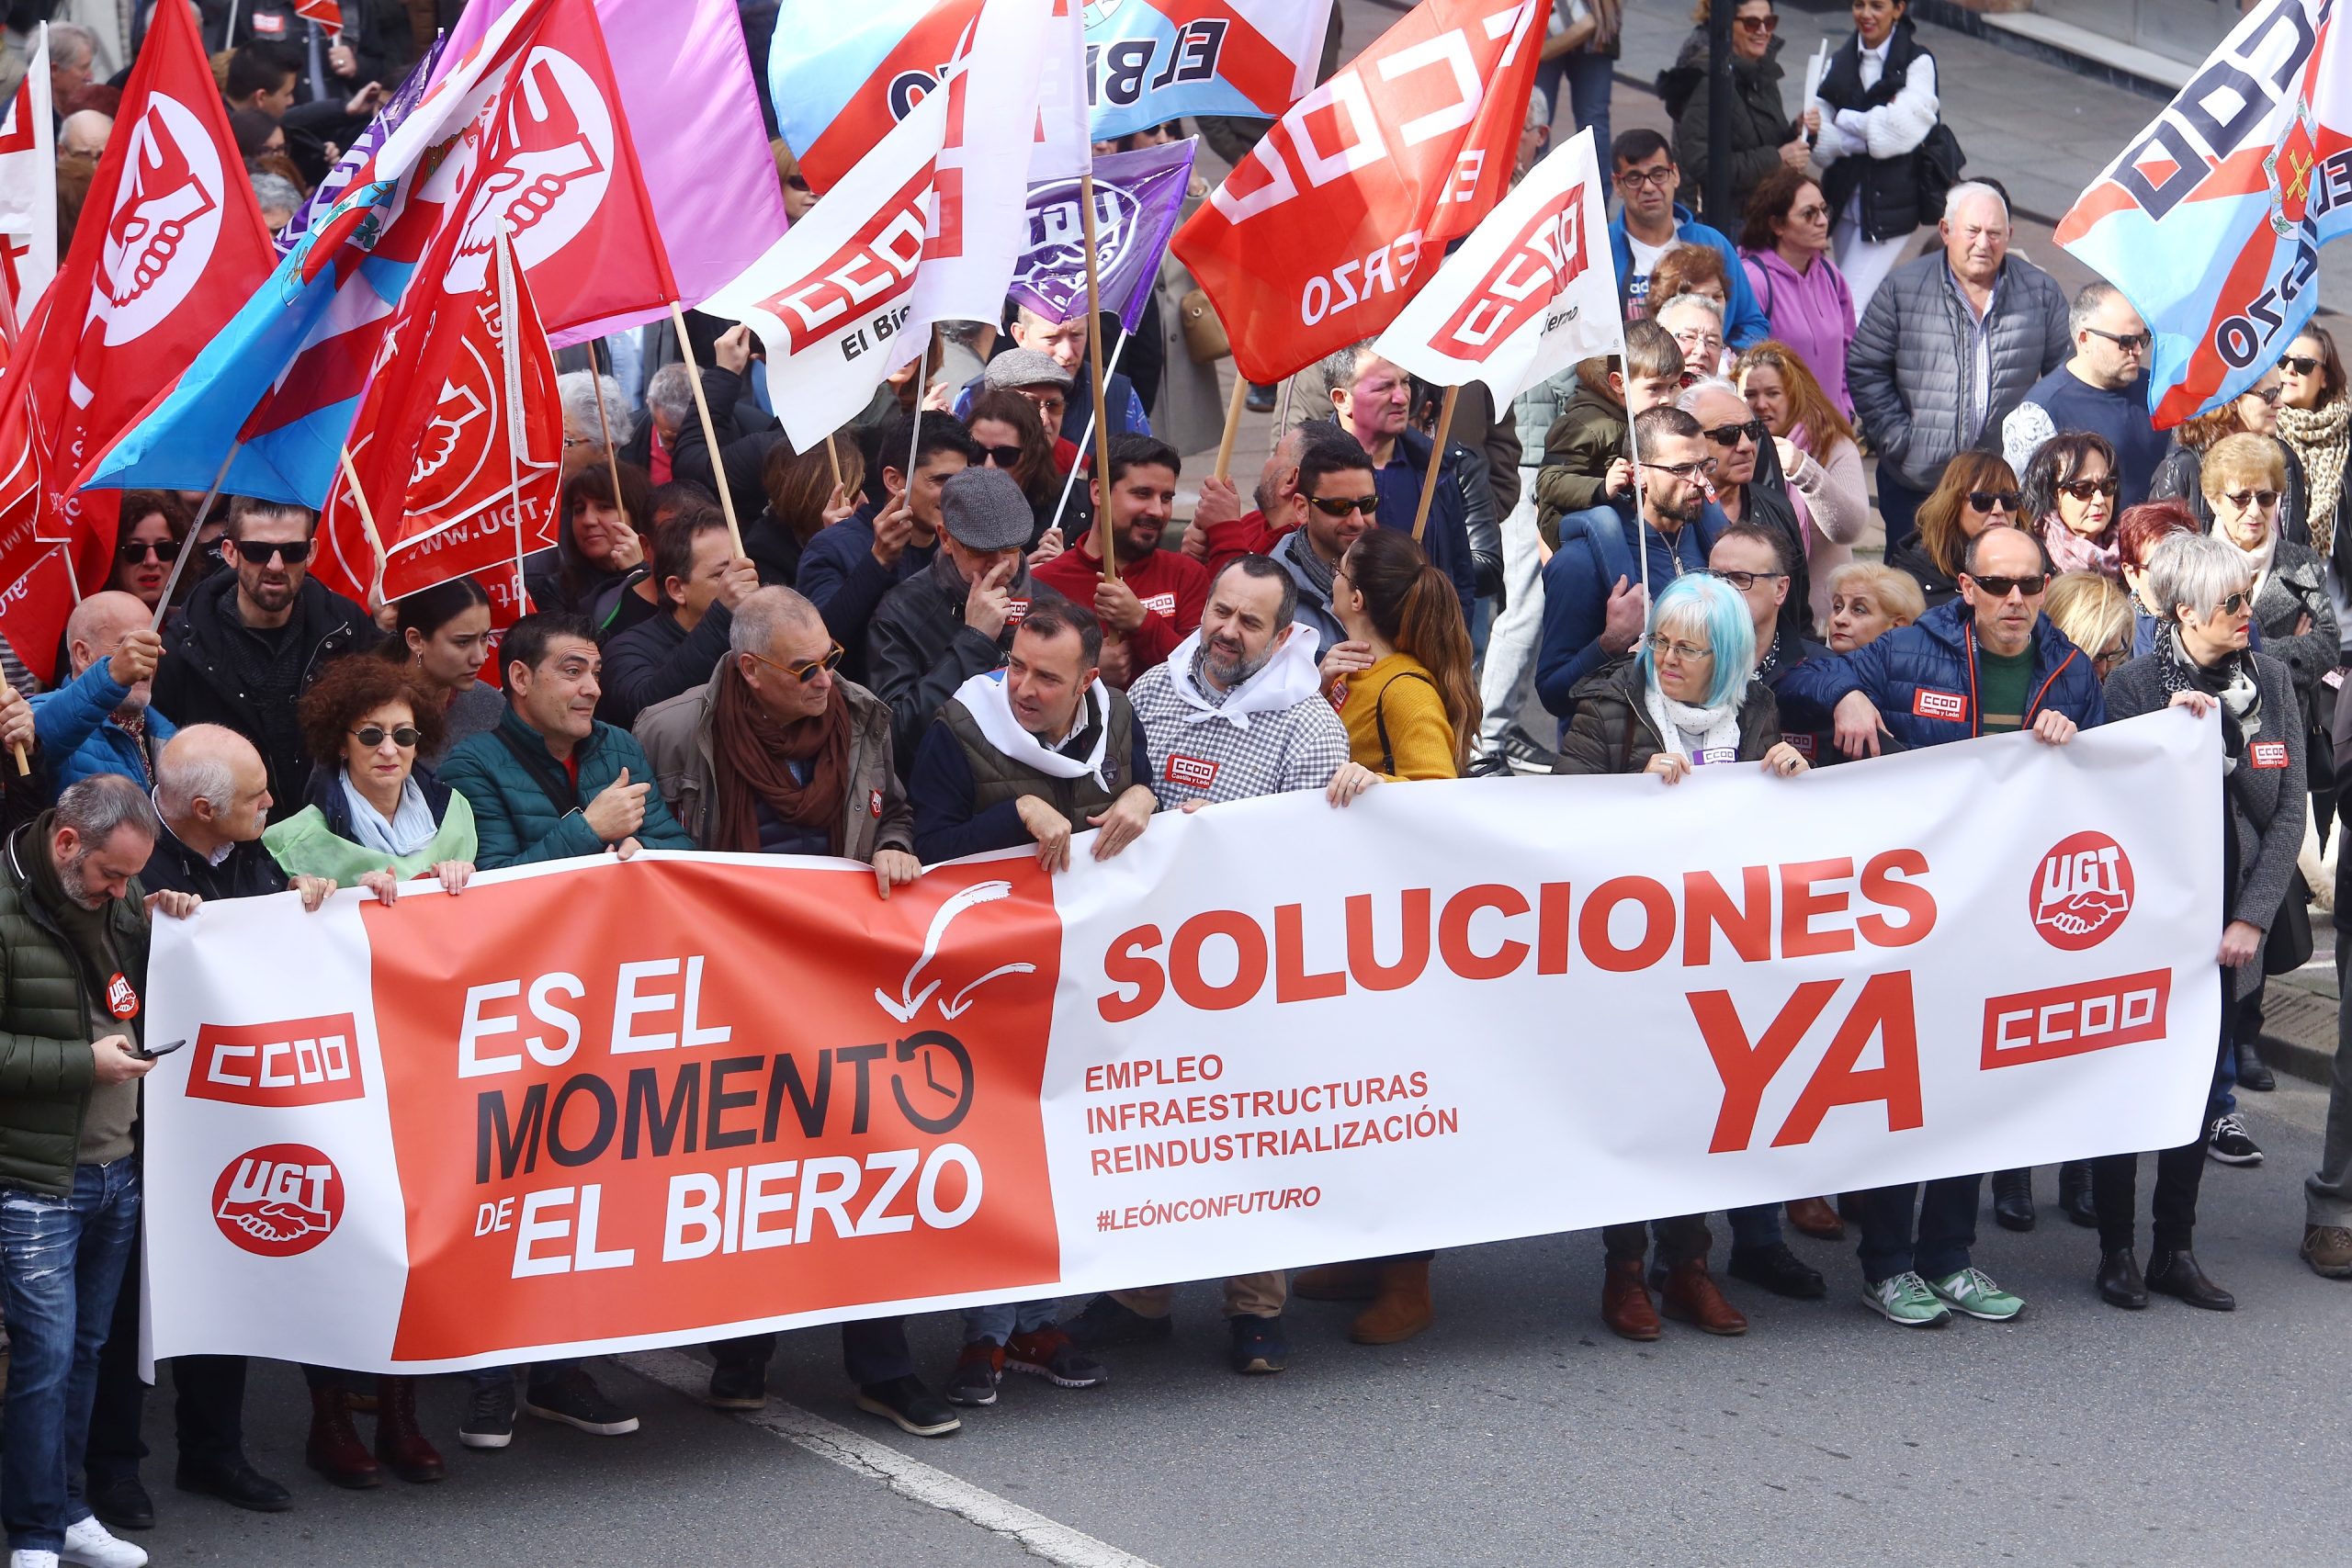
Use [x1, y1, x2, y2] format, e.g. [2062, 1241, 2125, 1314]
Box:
[597, 606, 737, 731]
[1847, 251, 2071, 491]
[1512, 367, 1584, 475]
[438, 706, 693, 870]
[865, 555, 1033, 772]
[1666, 31, 1797, 231]
[1534, 497, 1732, 718]
[2106, 649, 2302, 996]
[1773, 597, 2106, 747]
[1536, 381, 1628, 547]
[1740, 245, 1859, 417]
[2151, 441, 2312, 548]
[1270, 531, 1347, 658]
[261, 765, 478, 886]
[1552, 658, 1781, 776]
[668, 365, 785, 526]
[633, 668, 913, 861]
[0, 822, 150, 1197]
[2245, 536, 2338, 705]
[1884, 534, 1962, 613]
[29, 661, 174, 795]
[1813, 19, 1941, 243]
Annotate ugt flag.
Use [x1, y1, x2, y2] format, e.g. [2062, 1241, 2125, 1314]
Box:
[1373, 128, 1620, 404]
[2055, 0, 2352, 428]
[1008, 137, 1195, 335]
[1170, 0, 1544, 388]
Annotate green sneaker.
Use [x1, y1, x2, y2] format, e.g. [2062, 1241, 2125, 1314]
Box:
[1928, 1267, 2024, 1322]
[1861, 1270, 1951, 1327]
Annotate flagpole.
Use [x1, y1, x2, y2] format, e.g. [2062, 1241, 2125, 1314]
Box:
[147, 445, 238, 634]
[1212, 375, 1245, 484]
[1077, 171, 1121, 585]
[498, 230, 529, 618]
[825, 432, 844, 493]
[335, 447, 389, 608]
[1624, 400, 1650, 623]
[1275, 374, 1295, 435]
[1046, 324, 1130, 543]
[667, 302, 744, 558]
[905, 333, 931, 491]
[1410, 386, 1458, 543]
[586, 361, 630, 538]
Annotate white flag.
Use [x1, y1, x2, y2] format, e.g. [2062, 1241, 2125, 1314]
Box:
[907, 0, 1059, 325]
[0, 24, 57, 315]
[1372, 128, 1621, 404]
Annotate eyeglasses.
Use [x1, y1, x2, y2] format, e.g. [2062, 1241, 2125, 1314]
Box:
[1967, 490, 2021, 513]
[1615, 164, 1676, 190]
[116, 537, 180, 565]
[350, 725, 420, 750]
[1307, 492, 1380, 518]
[2280, 354, 2323, 376]
[562, 433, 593, 449]
[232, 539, 311, 565]
[1709, 567, 1787, 591]
[978, 443, 1024, 468]
[1700, 418, 1767, 447]
[1788, 202, 1830, 222]
[1672, 331, 1726, 356]
[1639, 457, 1718, 480]
[2055, 476, 2120, 502]
[749, 643, 846, 683]
[1966, 572, 2048, 600]
[2082, 325, 2151, 354]
[1735, 12, 1778, 30]
[2221, 489, 2280, 512]
[1644, 635, 1713, 661]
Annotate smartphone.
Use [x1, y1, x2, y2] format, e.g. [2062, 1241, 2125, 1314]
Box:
[131, 1038, 187, 1061]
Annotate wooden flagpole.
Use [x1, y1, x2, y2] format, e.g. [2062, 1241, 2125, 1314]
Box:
[667, 302, 744, 557]
[1076, 171, 1121, 584]
[1410, 386, 1459, 543]
[1044, 324, 1131, 542]
[336, 447, 389, 609]
[585, 361, 630, 537]
[497, 231, 531, 615]
[825, 432, 844, 493]
[1212, 375, 1247, 484]
[147, 445, 239, 634]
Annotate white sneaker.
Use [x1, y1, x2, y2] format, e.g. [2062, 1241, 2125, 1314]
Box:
[10, 1550, 61, 1568]
[58, 1517, 144, 1568]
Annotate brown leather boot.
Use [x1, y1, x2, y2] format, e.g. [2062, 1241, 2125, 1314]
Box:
[374, 1376, 447, 1483]
[1600, 1257, 1660, 1341]
[1785, 1196, 1844, 1240]
[1294, 1261, 1380, 1301]
[306, 1384, 380, 1488]
[1349, 1259, 1433, 1344]
[1659, 1259, 1747, 1336]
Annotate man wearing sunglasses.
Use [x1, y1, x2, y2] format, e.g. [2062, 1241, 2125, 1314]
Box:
[29, 594, 171, 798]
[153, 498, 371, 826]
[1268, 432, 1382, 665]
[1681, 378, 1810, 640]
[2001, 281, 2167, 509]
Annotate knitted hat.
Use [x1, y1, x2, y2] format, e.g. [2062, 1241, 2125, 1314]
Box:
[939, 467, 1035, 552]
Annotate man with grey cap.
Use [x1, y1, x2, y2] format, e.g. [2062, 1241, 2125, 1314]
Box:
[867, 467, 1045, 767]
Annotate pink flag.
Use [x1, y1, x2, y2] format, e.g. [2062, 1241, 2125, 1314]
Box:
[442, 0, 789, 344]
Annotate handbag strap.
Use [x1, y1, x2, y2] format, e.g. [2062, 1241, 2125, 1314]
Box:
[1373, 671, 1438, 776]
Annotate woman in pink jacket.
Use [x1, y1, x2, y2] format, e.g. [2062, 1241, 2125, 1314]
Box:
[1738, 168, 1857, 419]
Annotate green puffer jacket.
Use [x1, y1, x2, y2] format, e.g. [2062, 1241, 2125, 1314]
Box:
[438, 705, 694, 871]
[0, 821, 150, 1197]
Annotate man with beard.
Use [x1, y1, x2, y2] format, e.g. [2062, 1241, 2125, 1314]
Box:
[32, 595, 171, 795]
[1033, 435, 1208, 687]
[1066, 554, 1374, 1377]
[0, 774, 199, 1568]
[1268, 431, 1381, 664]
[153, 499, 371, 823]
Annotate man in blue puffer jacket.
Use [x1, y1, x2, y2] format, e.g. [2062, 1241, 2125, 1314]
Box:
[31, 594, 175, 796]
[1774, 524, 2103, 1332]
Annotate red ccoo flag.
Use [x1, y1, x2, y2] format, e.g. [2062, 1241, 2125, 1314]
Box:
[1169, 0, 1542, 387]
[0, 0, 274, 591]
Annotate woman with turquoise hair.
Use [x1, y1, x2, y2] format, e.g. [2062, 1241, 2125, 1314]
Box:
[1553, 571, 1813, 1344]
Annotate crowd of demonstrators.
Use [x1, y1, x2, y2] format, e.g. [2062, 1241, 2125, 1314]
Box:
[1604, 128, 1770, 343]
[2152, 366, 2303, 542]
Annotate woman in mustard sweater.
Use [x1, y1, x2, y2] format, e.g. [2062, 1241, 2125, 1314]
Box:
[1296, 527, 1480, 1345]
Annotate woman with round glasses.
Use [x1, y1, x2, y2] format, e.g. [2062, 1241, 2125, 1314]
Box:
[2093, 531, 2303, 1314]
[264, 654, 477, 897]
[2025, 432, 2122, 582]
[2273, 326, 2352, 561]
[1885, 450, 2019, 610]
[2153, 367, 2307, 544]
[1554, 572, 1809, 1341]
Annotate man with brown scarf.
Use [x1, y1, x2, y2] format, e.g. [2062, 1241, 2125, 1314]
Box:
[630, 586, 951, 1436]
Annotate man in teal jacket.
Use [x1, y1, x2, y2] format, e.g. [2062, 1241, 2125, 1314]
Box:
[434, 612, 691, 1450]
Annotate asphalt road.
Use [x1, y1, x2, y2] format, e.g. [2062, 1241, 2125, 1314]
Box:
[125, 1076, 2347, 1568]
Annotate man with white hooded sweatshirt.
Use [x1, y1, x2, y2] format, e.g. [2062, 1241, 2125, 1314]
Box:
[1063, 552, 1376, 1377]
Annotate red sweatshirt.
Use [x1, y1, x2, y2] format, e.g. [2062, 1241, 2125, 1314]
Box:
[1033, 542, 1208, 677]
[1196, 509, 1296, 585]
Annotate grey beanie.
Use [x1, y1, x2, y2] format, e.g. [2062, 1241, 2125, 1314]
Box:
[939, 467, 1036, 552]
[982, 347, 1074, 391]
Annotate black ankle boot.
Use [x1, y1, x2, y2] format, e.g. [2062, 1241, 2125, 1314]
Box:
[1991, 1168, 2035, 1232]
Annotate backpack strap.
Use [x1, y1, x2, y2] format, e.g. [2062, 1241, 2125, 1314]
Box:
[1372, 671, 1439, 776]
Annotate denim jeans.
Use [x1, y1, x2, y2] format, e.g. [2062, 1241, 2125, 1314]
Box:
[963, 1300, 1057, 1346]
[708, 1319, 916, 1388]
[1726, 1203, 1784, 1252]
[1, 1161, 141, 1554]
[1853, 1173, 1983, 1285]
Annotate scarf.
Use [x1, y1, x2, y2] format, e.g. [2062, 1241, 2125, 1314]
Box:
[2220, 522, 2279, 606]
[1287, 534, 1338, 604]
[711, 663, 853, 855]
[1161, 623, 1325, 728]
[2278, 397, 2351, 553]
[951, 669, 1112, 789]
[339, 771, 439, 858]
[1643, 679, 1744, 762]
[2041, 515, 2122, 581]
[2157, 626, 2262, 772]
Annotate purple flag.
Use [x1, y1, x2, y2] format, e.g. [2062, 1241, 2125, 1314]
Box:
[275, 39, 443, 257]
[1008, 138, 1195, 335]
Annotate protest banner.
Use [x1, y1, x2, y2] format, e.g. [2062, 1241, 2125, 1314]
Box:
[144, 713, 2221, 1371]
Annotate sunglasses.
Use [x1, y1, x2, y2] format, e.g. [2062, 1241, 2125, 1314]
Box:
[1735, 12, 1778, 29]
[2056, 476, 2120, 502]
[2082, 325, 2151, 354]
[1307, 493, 1380, 519]
[2217, 591, 2252, 617]
[117, 537, 180, 565]
[350, 725, 420, 750]
[978, 443, 1024, 468]
[2247, 384, 2285, 406]
[1967, 573, 2048, 599]
[1967, 490, 2020, 513]
[1701, 418, 1768, 447]
[2280, 354, 2323, 376]
[232, 538, 311, 565]
[784, 173, 811, 192]
[750, 643, 846, 683]
[2221, 489, 2280, 511]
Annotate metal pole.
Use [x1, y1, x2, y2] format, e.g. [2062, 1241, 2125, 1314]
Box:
[1704, 0, 1735, 231]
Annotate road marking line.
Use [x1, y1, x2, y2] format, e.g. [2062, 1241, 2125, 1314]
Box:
[618, 1349, 1159, 1568]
